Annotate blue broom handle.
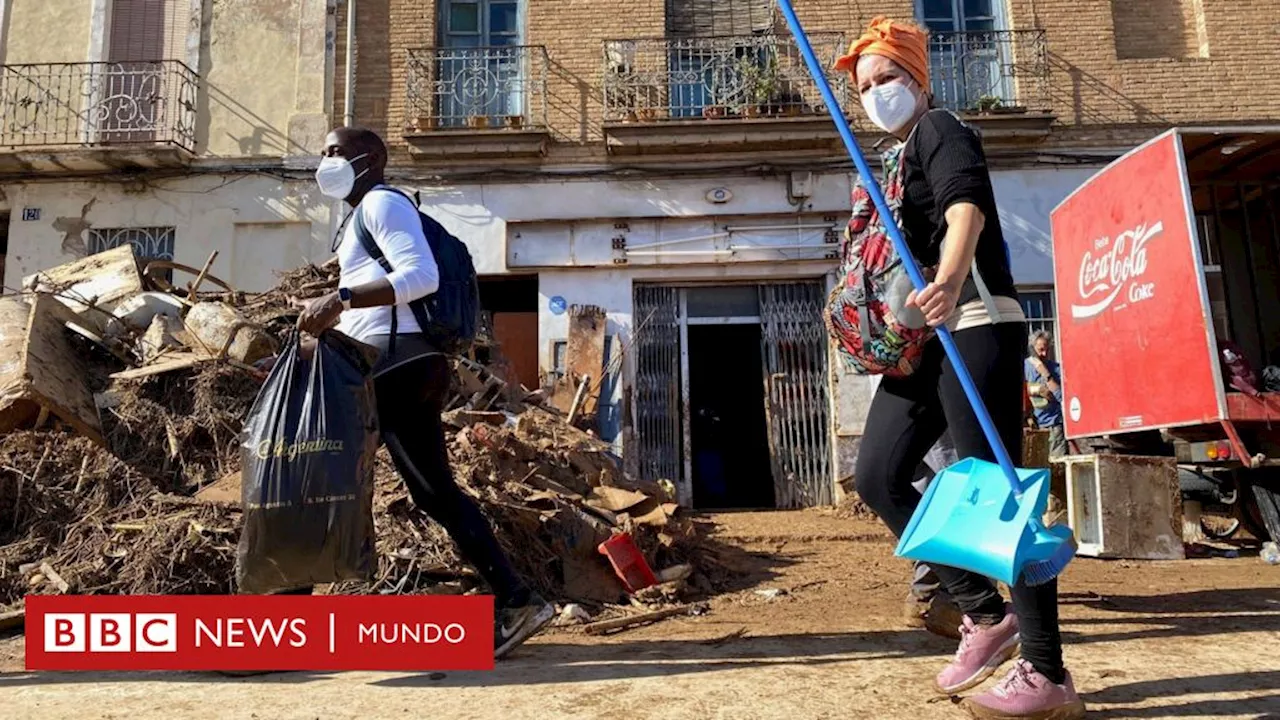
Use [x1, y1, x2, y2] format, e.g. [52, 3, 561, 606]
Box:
[777, 0, 1022, 495]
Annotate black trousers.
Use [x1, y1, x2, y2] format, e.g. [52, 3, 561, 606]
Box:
[283, 353, 527, 607]
[854, 322, 1065, 683]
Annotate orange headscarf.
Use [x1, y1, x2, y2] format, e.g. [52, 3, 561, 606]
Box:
[834, 17, 930, 90]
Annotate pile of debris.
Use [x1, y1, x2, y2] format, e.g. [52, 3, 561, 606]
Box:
[0, 247, 724, 611]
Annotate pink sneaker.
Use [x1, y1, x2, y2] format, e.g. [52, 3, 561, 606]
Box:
[962, 659, 1086, 719]
[935, 607, 1020, 694]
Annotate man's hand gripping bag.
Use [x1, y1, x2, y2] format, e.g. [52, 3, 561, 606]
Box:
[236, 332, 380, 594]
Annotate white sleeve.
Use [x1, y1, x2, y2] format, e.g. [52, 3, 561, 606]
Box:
[362, 191, 440, 303]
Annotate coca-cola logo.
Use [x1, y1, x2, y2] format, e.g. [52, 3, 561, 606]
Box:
[1070, 221, 1163, 320]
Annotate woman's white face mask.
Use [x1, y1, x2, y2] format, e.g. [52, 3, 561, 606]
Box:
[315, 153, 369, 200]
[861, 79, 919, 134]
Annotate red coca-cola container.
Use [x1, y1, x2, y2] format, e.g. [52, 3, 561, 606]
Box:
[598, 532, 658, 593]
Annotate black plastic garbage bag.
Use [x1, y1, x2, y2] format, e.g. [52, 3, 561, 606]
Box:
[235, 331, 381, 594]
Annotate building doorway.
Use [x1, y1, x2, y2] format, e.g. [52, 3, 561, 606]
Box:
[478, 274, 539, 391]
[632, 281, 832, 509]
[688, 323, 774, 509]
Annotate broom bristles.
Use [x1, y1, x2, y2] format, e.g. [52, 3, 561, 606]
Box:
[1021, 531, 1078, 587]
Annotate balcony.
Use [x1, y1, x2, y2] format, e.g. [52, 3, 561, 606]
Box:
[0, 60, 198, 175]
[404, 46, 550, 160]
[601, 33, 852, 158]
[927, 30, 1054, 143]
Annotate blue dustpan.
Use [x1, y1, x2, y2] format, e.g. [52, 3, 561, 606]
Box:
[778, 2, 1076, 587]
[895, 459, 1075, 586]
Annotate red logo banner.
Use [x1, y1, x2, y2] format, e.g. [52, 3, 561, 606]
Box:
[25, 595, 495, 672]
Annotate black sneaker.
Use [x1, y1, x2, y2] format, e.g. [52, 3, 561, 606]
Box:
[493, 593, 554, 660]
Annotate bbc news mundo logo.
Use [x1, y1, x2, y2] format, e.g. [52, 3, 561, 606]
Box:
[44, 613, 178, 653]
[25, 595, 494, 671]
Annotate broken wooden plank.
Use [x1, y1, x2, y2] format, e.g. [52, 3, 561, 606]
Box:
[582, 604, 697, 635]
[566, 374, 591, 425]
[442, 409, 508, 429]
[0, 608, 24, 633]
[187, 250, 220, 301]
[109, 352, 210, 380]
[23, 244, 144, 335]
[39, 563, 70, 593]
[0, 294, 106, 445]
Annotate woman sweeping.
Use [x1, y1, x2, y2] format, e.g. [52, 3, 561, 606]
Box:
[828, 18, 1084, 720]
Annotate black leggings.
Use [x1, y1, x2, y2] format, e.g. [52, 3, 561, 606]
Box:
[376, 354, 528, 607]
[854, 322, 1065, 683]
[281, 354, 528, 607]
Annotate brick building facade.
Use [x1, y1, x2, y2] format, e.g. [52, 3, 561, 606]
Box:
[326, 0, 1280, 509]
[336, 0, 1280, 165]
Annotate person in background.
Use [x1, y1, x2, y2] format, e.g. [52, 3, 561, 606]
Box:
[904, 431, 962, 640]
[1025, 331, 1067, 458]
[290, 126, 554, 659]
[835, 18, 1083, 719]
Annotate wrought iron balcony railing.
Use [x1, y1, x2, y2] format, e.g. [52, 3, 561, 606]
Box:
[405, 46, 549, 131]
[602, 33, 850, 123]
[927, 29, 1049, 115]
[0, 60, 198, 152]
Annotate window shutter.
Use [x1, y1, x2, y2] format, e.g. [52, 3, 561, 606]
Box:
[108, 0, 183, 62]
[666, 0, 775, 37]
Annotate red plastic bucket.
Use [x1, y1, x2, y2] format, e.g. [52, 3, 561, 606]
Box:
[598, 532, 658, 593]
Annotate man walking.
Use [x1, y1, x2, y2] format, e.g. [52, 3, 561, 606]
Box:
[294, 126, 554, 659]
[1025, 331, 1067, 458]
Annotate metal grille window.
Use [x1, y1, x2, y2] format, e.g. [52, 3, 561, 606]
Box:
[429, 0, 531, 127]
[88, 226, 176, 281]
[1019, 289, 1056, 346]
[915, 0, 1049, 113]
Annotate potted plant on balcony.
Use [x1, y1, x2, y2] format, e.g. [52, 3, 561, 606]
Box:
[973, 95, 1002, 114]
[466, 115, 490, 129]
[505, 114, 524, 129]
[749, 58, 779, 118]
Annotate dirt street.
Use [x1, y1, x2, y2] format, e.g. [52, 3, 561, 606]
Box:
[2, 510, 1278, 720]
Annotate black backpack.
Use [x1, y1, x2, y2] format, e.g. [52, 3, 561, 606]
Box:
[351, 187, 479, 356]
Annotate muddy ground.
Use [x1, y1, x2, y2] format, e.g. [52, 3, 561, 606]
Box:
[2, 510, 1278, 719]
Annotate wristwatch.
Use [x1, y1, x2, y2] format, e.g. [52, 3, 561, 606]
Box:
[338, 287, 353, 310]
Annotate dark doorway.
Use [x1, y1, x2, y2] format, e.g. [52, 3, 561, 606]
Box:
[687, 323, 774, 509]
[477, 274, 539, 391]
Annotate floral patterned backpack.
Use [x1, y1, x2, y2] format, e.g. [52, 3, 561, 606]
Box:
[825, 112, 999, 378]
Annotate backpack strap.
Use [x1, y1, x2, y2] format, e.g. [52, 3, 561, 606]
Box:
[970, 261, 1002, 324]
[350, 187, 436, 356]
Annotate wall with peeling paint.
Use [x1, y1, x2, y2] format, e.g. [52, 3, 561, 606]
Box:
[3, 176, 335, 292]
[201, 0, 334, 158]
[2, 0, 92, 65]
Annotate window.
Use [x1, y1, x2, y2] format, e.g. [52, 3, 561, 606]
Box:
[102, 0, 187, 142]
[1019, 288, 1057, 354]
[916, 0, 1011, 111]
[88, 226, 176, 282]
[1110, 0, 1209, 60]
[664, 0, 775, 37]
[437, 0, 525, 125]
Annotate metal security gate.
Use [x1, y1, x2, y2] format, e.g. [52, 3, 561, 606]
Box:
[632, 286, 683, 489]
[760, 282, 832, 507]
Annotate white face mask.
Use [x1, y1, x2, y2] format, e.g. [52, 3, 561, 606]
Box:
[315, 153, 369, 200]
[861, 80, 919, 134]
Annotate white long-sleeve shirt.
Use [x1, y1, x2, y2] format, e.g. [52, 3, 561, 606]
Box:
[333, 186, 440, 343]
